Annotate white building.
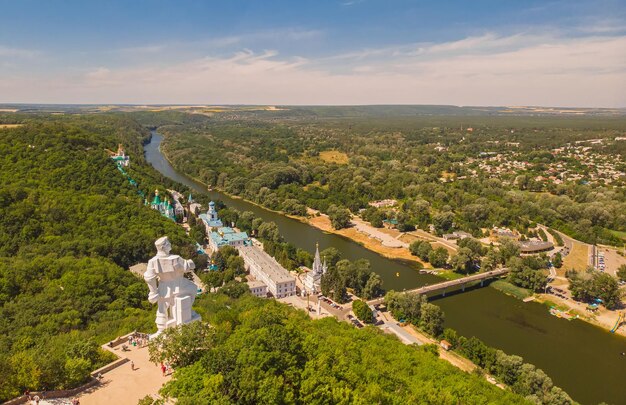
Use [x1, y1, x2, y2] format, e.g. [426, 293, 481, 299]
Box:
[303, 243, 327, 294]
[238, 245, 296, 298]
[208, 227, 251, 251]
[246, 280, 268, 298]
[110, 144, 130, 167]
[199, 201, 223, 233]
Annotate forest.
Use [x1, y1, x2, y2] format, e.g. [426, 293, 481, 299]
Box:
[158, 112, 626, 246]
[148, 291, 529, 404]
[0, 115, 197, 401]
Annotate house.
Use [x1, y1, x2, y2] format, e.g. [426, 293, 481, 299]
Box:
[246, 280, 268, 298]
[442, 231, 472, 241]
[199, 201, 223, 233]
[490, 227, 518, 242]
[383, 219, 399, 229]
[238, 245, 296, 298]
[520, 241, 554, 254]
[208, 227, 251, 251]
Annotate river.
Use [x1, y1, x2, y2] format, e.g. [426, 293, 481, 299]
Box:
[145, 131, 626, 404]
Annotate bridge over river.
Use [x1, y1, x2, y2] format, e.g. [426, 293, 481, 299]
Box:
[368, 268, 509, 304]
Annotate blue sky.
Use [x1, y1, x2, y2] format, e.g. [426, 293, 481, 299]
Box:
[1, 0, 625, 106]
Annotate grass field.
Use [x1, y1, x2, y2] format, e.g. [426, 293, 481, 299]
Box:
[562, 241, 590, 272]
[609, 230, 626, 241]
[490, 280, 532, 300]
[319, 150, 349, 164]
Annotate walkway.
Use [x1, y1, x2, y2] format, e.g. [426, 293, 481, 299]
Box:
[382, 322, 423, 345]
[43, 344, 170, 405]
[406, 230, 459, 252]
[369, 269, 509, 304]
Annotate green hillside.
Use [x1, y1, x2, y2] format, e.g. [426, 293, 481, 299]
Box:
[0, 115, 194, 400]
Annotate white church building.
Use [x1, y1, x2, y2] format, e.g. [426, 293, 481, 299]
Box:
[303, 243, 327, 294]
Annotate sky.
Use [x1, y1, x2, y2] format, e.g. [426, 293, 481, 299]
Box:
[1, 0, 625, 107]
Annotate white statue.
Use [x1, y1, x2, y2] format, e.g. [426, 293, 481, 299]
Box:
[144, 236, 201, 337]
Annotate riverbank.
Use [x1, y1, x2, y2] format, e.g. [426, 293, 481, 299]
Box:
[306, 210, 428, 269]
[533, 292, 626, 337]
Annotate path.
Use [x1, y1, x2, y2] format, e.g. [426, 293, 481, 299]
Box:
[351, 217, 407, 248]
[406, 230, 459, 252]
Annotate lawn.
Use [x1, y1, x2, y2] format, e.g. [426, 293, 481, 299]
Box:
[562, 241, 590, 272]
[609, 230, 626, 241]
[319, 150, 349, 164]
[490, 280, 532, 300]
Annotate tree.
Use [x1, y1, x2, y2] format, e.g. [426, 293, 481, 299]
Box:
[202, 271, 224, 292]
[512, 363, 554, 399]
[493, 350, 523, 386]
[212, 245, 239, 271]
[417, 242, 433, 262]
[258, 221, 282, 243]
[352, 299, 374, 324]
[362, 273, 383, 299]
[221, 281, 250, 298]
[419, 302, 445, 336]
[428, 247, 449, 268]
[449, 247, 477, 274]
[409, 240, 423, 256]
[552, 252, 563, 269]
[457, 237, 485, 256]
[327, 205, 352, 230]
[481, 249, 499, 272]
[64, 357, 92, 387]
[226, 255, 245, 275]
[568, 269, 621, 309]
[617, 264, 626, 282]
[432, 212, 455, 234]
[320, 247, 341, 267]
[498, 238, 521, 264]
[148, 321, 214, 368]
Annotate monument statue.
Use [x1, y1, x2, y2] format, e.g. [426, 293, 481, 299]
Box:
[144, 236, 201, 337]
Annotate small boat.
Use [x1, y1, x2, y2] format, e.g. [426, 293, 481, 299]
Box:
[549, 307, 578, 320]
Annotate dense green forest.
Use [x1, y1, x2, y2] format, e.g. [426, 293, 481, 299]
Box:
[0, 115, 196, 400]
[148, 292, 528, 404]
[159, 113, 626, 246]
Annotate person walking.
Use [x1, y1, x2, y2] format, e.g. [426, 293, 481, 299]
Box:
[161, 362, 166, 376]
[131, 360, 135, 371]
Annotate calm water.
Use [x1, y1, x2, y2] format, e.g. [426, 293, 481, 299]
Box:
[146, 131, 626, 404]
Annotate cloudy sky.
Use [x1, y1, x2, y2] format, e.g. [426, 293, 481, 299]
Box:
[1, 0, 625, 107]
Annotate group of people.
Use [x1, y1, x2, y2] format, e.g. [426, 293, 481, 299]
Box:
[128, 332, 148, 347]
[23, 390, 40, 404]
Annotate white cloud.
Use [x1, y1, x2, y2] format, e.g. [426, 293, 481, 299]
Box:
[1, 32, 624, 107]
[0, 45, 39, 58]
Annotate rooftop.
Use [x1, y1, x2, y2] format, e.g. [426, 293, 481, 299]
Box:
[246, 280, 267, 289]
[520, 240, 554, 252]
[199, 213, 223, 227]
[209, 230, 250, 245]
[240, 245, 295, 284]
